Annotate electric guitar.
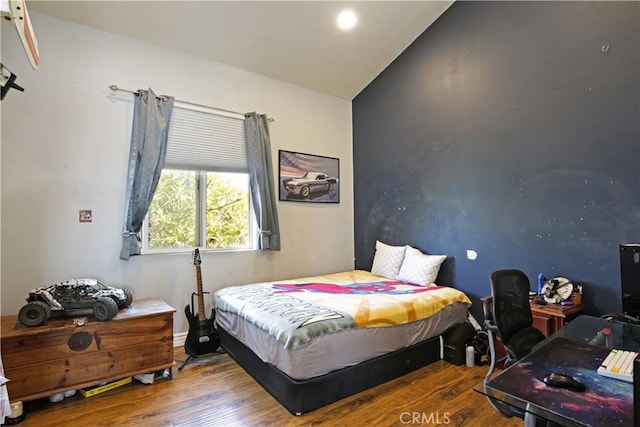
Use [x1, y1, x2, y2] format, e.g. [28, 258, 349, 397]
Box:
[184, 248, 220, 357]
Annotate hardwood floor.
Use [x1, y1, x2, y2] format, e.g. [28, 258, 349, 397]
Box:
[15, 348, 521, 427]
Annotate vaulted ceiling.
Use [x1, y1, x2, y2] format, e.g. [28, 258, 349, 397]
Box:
[29, 1, 453, 99]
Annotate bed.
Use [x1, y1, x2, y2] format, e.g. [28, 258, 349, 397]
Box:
[214, 267, 472, 415]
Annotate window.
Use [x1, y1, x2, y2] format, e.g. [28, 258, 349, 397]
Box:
[142, 105, 254, 252]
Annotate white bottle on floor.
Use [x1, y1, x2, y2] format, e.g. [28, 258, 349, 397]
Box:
[465, 345, 475, 367]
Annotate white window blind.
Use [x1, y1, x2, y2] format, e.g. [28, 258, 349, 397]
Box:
[165, 106, 247, 173]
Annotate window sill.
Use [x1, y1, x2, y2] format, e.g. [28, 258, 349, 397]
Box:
[141, 247, 256, 256]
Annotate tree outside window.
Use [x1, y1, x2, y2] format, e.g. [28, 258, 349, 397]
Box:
[145, 169, 251, 251]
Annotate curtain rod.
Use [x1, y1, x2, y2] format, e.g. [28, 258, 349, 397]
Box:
[108, 85, 274, 122]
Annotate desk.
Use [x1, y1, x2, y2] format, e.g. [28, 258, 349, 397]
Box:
[475, 315, 640, 427]
[481, 296, 586, 368]
[482, 295, 586, 337]
[530, 301, 586, 336]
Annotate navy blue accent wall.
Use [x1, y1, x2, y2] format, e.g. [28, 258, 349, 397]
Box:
[353, 1, 640, 320]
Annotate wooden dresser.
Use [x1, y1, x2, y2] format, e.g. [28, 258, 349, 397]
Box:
[1, 298, 175, 402]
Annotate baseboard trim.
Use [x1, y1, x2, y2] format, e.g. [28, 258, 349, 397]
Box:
[174, 332, 187, 348]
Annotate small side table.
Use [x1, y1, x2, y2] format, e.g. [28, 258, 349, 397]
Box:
[529, 300, 586, 336]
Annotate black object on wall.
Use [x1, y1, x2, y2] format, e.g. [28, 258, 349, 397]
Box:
[352, 2, 640, 320]
[0, 63, 24, 100]
[621, 244, 640, 319]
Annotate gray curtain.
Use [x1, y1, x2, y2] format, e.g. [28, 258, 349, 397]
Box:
[245, 112, 281, 250]
[120, 88, 174, 260]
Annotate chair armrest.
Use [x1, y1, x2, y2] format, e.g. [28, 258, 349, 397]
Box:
[481, 296, 497, 331]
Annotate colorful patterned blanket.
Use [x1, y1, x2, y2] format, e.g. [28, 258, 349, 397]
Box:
[214, 270, 471, 350]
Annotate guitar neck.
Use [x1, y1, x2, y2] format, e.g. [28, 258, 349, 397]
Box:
[195, 265, 206, 322]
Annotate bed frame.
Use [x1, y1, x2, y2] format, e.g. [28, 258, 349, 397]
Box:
[219, 326, 442, 416]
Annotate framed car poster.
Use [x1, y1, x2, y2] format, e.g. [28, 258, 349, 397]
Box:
[278, 150, 340, 203]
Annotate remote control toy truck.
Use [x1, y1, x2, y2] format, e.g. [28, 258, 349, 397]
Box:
[18, 278, 133, 327]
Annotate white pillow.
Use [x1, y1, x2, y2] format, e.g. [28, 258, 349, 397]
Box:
[371, 241, 406, 279]
[396, 246, 446, 286]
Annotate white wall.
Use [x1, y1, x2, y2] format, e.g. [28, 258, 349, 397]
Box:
[0, 13, 354, 333]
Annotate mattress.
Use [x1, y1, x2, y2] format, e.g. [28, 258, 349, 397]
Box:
[214, 270, 471, 380]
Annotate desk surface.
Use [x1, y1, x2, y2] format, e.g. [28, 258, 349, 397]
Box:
[529, 301, 586, 318]
[482, 294, 586, 320]
[479, 315, 640, 427]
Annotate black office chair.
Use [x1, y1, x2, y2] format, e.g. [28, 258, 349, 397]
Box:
[489, 269, 546, 363]
[483, 269, 546, 422]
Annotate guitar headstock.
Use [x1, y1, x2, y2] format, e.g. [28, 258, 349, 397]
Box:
[193, 248, 201, 266]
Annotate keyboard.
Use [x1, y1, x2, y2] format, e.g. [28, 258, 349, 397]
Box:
[596, 349, 637, 383]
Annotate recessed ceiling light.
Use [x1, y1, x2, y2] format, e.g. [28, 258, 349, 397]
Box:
[337, 10, 357, 31]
